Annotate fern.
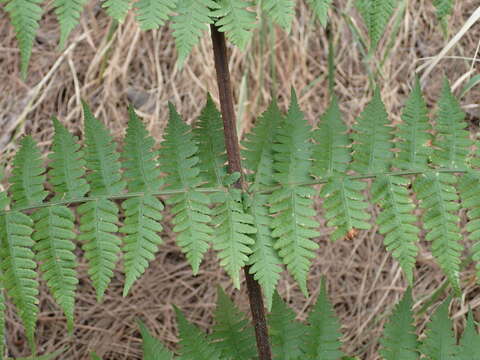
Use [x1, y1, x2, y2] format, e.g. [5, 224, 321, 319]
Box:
[0, 271, 5, 360]
[356, 0, 398, 49]
[457, 309, 480, 360]
[270, 90, 319, 296]
[3, 0, 42, 78]
[210, 288, 256, 360]
[102, 0, 131, 23]
[242, 103, 283, 310]
[138, 320, 174, 359]
[302, 279, 344, 359]
[172, 1, 219, 66]
[159, 104, 212, 274]
[379, 288, 418, 359]
[211, 0, 257, 49]
[306, 0, 333, 27]
[268, 292, 306, 360]
[433, 0, 454, 25]
[135, 0, 177, 30]
[120, 108, 164, 296]
[262, 0, 295, 32]
[53, 0, 88, 48]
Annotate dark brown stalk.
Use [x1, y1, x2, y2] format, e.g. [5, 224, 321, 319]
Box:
[209, 24, 272, 360]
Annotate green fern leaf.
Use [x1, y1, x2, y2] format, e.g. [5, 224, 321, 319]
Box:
[3, 0, 42, 78]
[306, 0, 333, 27]
[134, 0, 177, 30]
[270, 91, 320, 296]
[420, 298, 457, 360]
[458, 171, 480, 282]
[414, 172, 462, 292]
[352, 88, 394, 174]
[175, 306, 222, 360]
[32, 205, 77, 332]
[210, 288, 256, 360]
[356, 0, 398, 49]
[53, 0, 88, 48]
[212, 0, 257, 49]
[9, 136, 48, 209]
[121, 107, 164, 296]
[0, 272, 5, 359]
[379, 288, 419, 359]
[433, 0, 454, 24]
[49, 117, 89, 200]
[395, 78, 432, 171]
[172, 0, 219, 66]
[303, 279, 344, 359]
[321, 175, 371, 241]
[138, 320, 174, 360]
[0, 211, 38, 351]
[262, 0, 295, 32]
[268, 292, 306, 360]
[312, 95, 351, 177]
[242, 103, 283, 309]
[103, 0, 131, 23]
[431, 79, 473, 169]
[372, 175, 419, 284]
[159, 104, 213, 274]
[457, 309, 480, 360]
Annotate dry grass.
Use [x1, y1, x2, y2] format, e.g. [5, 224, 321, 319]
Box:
[1, 0, 480, 359]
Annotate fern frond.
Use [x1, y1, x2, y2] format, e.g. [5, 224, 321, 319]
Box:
[0, 272, 5, 359]
[159, 104, 212, 274]
[193, 95, 227, 187]
[395, 78, 432, 171]
[372, 175, 419, 284]
[211, 0, 257, 49]
[210, 288, 256, 360]
[172, 0, 219, 66]
[379, 288, 418, 359]
[356, 0, 397, 49]
[175, 306, 222, 360]
[433, 0, 454, 24]
[138, 320, 174, 360]
[135, 0, 177, 30]
[3, 0, 42, 78]
[431, 79, 472, 169]
[32, 205, 77, 332]
[306, 0, 333, 27]
[302, 279, 344, 359]
[242, 103, 283, 309]
[352, 88, 393, 174]
[262, 0, 295, 32]
[321, 175, 371, 241]
[53, 0, 88, 48]
[9, 136, 48, 209]
[0, 211, 38, 351]
[312, 95, 350, 177]
[49, 117, 89, 200]
[102, 0, 131, 23]
[457, 309, 480, 360]
[268, 292, 306, 360]
[420, 298, 457, 360]
[121, 107, 164, 296]
[414, 172, 462, 292]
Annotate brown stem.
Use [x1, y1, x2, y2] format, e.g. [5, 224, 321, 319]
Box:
[210, 24, 272, 360]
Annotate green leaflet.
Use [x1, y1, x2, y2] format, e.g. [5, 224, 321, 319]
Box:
[433, 0, 454, 25]
[379, 288, 419, 359]
[103, 0, 131, 23]
[3, 0, 42, 78]
[0, 270, 5, 360]
[268, 292, 306, 360]
[356, 0, 398, 50]
[270, 91, 319, 296]
[431, 79, 473, 169]
[121, 108, 164, 295]
[302, 279, 344, 359]
[457, 309, 480, 360]
[32, 205, 78, 332]
[414, 172, 462, 293]
[53, 0, 88, 48]
[372, 175, 419, 285]
[159, 104, 212, 274]
[138, 320, 174, 360]
[306, 0, 333, 27]
[210, 288, 256, 360]
[172, 0, 219, 66]
[212, 0, 257, 49]
[135, 0, 177, 30]
[262, 0, 295, 32]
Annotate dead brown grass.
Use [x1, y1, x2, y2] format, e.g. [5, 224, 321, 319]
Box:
[1, 0, 480, 359]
